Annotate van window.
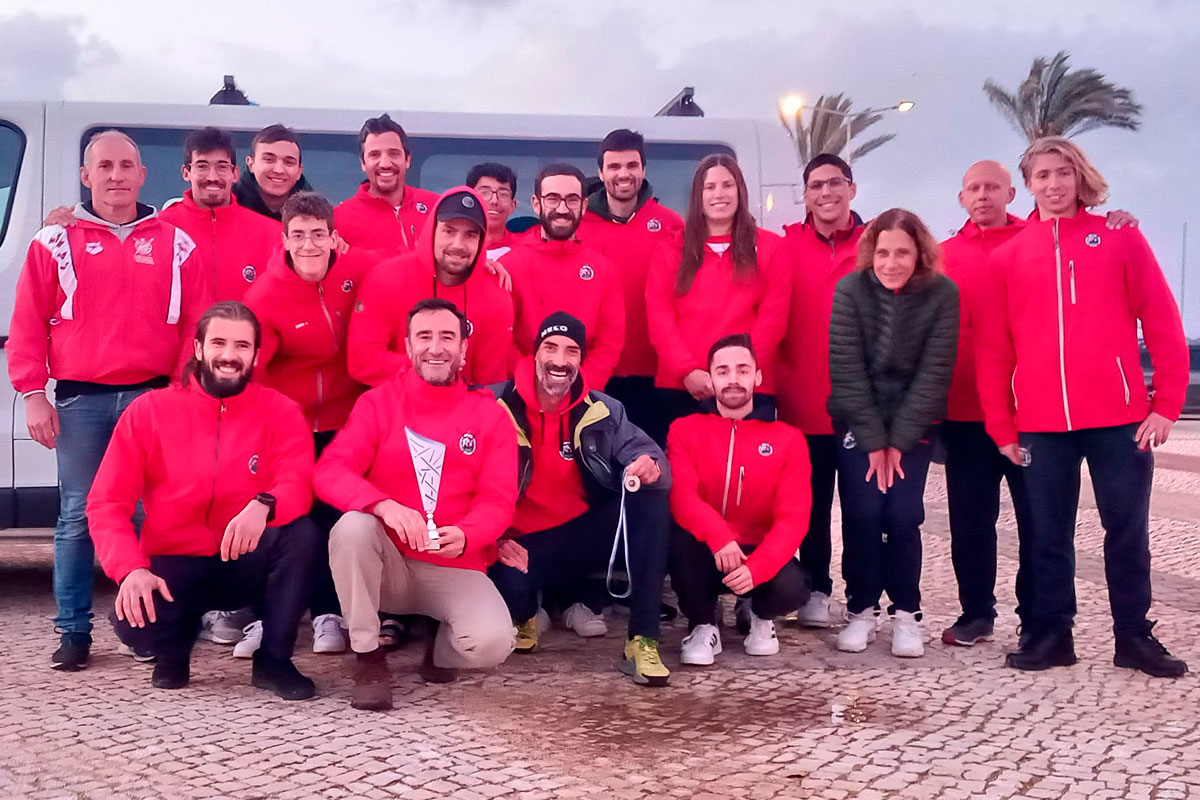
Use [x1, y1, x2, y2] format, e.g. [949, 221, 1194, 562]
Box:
[0, 121, 27, 247]
[82, 126, 732, 220]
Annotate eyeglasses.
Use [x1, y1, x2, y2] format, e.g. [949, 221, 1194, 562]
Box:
[806, 177, 850, 193]
[476, 187, 513, 203]
[538, 193, 583, 211]
[287, 232, 331, 245]
[188, 161, 235, 176]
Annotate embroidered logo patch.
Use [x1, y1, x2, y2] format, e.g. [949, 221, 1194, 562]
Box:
[248, 454, 259, 475]
[133, 237, 155, 265]
[342, 278, 354, 293]
[842, 431, 857, 450]
[579, 264, 594, 281]
[416, 202, 428, 214]
[85, 241, 103, 255]
[560, 441, 575, 461]
[459, 432, 476, 455]
[242, 265, 256, 282]
[1085, 233, 1101, 247]
[462, 196, 475, 208]
[759, 442, 773, 457]
[466, 318, 475, 337]
[647, 218, 661, 232]
[1019, 446, 1032, 467]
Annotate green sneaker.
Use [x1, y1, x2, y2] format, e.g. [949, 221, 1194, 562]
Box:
[620, 635, 670, 687]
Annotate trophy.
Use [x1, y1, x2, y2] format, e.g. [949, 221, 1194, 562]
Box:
[405, 427, 446, 551]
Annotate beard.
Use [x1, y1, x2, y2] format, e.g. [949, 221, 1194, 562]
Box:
[539, 209, 581, 241]
[535, 359, 579, 398]
[717, 385, 751, 411]
[414, 354, 461, 386]
[197, 358, 252, 399]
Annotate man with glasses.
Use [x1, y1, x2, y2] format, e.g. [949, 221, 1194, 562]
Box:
[501, 163, 625, 389]
[467, 163, 522, 259]
[777, 153, 867, 629]
[159, 128, 283, 303]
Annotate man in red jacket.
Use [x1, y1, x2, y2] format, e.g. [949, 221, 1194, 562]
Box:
[88, 301, 321, 699]
[467, 163, 523, 259]
[977, 137, 1189, 677]
[315, 298, 517, 711]
[501, 163, 626, 389]
[334, 114, 439, 254]
[577, 129, 684, 444]
[777, 153, 865, 629]
[7, 130, 206, 671]
[347, 187, 514, 388]
[159, 127, 282, 303]
[232, 124, 315, 222]
[668, 333, 811, 665]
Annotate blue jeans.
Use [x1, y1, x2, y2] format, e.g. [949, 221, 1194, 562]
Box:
[53, 388, 150, 634]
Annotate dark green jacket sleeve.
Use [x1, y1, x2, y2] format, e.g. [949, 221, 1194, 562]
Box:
[828, 276, 889, 452]
[889, 277, 960, 452]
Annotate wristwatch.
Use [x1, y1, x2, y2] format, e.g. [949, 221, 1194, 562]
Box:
[255, 492, 277, 522]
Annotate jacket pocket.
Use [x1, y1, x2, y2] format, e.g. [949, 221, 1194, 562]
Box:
[1116, 356, 1130, 406]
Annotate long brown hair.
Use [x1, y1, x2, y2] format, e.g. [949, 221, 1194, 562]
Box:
[181, 301, 262, 386]
[677, 154, 758, 296]
[856, 208, 942, 282]
[1018, 136, 1109, 208]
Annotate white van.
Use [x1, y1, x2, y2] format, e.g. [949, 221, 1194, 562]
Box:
[0, 101, 804, 529]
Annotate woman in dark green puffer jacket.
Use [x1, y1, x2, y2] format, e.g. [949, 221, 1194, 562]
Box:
[827, 208, 959, 659]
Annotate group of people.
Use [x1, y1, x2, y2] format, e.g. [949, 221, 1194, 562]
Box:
[8, 113, 1189, 712]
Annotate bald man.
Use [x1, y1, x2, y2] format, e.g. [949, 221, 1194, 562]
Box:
[939, 161, 1137, 649]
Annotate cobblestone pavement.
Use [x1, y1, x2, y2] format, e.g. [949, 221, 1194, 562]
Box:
[3, 425, 1200, 800]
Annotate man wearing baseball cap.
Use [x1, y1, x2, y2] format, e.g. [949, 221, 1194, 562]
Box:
[488, 311, 673, 687]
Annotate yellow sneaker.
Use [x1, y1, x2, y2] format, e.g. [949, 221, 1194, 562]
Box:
[514, 617, 539, 654]
[620, 635, 670, 687]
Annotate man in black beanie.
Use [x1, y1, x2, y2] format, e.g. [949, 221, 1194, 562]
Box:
[488, 312, 674, 687]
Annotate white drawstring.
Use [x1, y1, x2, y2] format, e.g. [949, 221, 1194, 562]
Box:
[606, 470, 640, 599]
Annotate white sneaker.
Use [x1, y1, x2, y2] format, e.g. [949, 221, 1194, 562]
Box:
[836, 609, 879, 653]
[891, 610, 925, 658]
[680, 623, 723, 666]
[232, 620, 263, 659]
[312, 614, 347, 654]
[198, 610, 244, 644]
[743, 615, 780, 656]
[797, 592, 832, 628]
[563, 603, 608, 637]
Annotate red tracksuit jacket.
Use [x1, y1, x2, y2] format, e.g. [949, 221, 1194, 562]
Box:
[776, 215, 866, 434]
[976, 209, 1189, 447]
[7, 210, 207, 394]
[577, 198, 684, 379]
[313, 369, 518, 572]
[158, 191, 282, 303]
[667, 406, 811, 586]
[940, 216, 1025, 423]
[86, 380, 314, 583]
[502, 235, 626, 389]
[334, 182, 440, 254]
[346, 186, 515, 388]
[243, 249, 376, 433]
[645, 229, 792, 393]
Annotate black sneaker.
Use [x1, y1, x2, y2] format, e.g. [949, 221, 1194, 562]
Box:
[1005, 628, 1077, 671]
[151, 659, 191, 689]
[941, 616, 995, 647]
[117, 642, 157, 663]
[252, 652, 316, 700]
[1115, 625, 1188, 678]
[51, 633, 91, 671]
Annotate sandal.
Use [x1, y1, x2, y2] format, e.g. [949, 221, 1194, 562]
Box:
[378, 618, 406, 650]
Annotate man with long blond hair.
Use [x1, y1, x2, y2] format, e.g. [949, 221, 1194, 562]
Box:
[977, 137, 1189, 677]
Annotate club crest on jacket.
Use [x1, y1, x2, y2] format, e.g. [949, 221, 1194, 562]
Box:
[85, 241, 103, 255]
[342, 278, 354, 293]
[242, 265, 256, 283]
[248, 454, 259, 475]
[416, 202, 428, 214]
[1085, 233, 1101, 247]
[133, 237, 155, 265]
[560, 441, 575, 461]
[579, 264, 594, 281]
[758, 442, 773, 457]
[842, 431, 856, 450]
[647, 218, 661, 232]
[459, 432, 476, 455]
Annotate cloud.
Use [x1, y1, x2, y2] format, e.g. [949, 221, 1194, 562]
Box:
[0, 12, 115, 99]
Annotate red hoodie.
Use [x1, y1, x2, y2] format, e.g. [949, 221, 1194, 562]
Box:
[940, 215, 1026, 422]
[313, 369, 517, 572]
[776, 215, 866, 434]
[346, 186, 515, 388]
[667, 408, 811, 586]
[645, 229, 792, 392]
[976, 209, 1189, 447]
[507, 358, 590, 536]
[243, 249, 376, 432]
[502, 235, 625, 389]
[158, 191, 282, 303]
[87, 380, 314, 583]
[7, 210, 207, 395]
[334, 182, 441, 254]
[578, 198, 684, 379]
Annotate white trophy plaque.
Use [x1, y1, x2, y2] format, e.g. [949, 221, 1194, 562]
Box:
[405, 427, 445, 551]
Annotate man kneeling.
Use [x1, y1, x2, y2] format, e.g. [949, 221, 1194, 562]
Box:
[489, 312, 672, 687]
[88, 301, 321, 699]
[667, 334, 812, 665]
[314, 298, 517, 711]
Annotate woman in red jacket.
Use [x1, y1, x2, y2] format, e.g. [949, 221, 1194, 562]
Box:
[645, 154, 791, 440]
[977, 137, 1189, 677]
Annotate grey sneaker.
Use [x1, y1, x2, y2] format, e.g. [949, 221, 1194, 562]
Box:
[199, 610, 246, 645]
[941, 616, 995, 647]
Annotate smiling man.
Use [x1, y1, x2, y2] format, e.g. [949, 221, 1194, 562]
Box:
[233, 124, 314, 221]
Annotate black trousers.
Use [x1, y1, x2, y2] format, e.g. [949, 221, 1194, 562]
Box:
[668, 526, 810, 628]
[943, 420, 1036, 625]
[112, 518, 321, 663]
[835, 437, 932, 615]
[1020, 423, 1154, 637]
[606, 376, 667, 450]
[489, 491, 670, 638]
[800, 434, 837, 596]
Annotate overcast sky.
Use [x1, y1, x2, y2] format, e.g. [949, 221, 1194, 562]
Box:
[3, 0, 1198, 333]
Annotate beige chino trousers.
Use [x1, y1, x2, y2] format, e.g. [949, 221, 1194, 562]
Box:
[329, 511, 515, 668]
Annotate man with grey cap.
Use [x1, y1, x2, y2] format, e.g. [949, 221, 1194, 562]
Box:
[487, 311, 673, 687]
[348, 185, 515, 387]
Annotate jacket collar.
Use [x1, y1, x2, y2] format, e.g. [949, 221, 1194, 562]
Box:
[956, 214, 1024, 239]
[399, 367, 468, 416]
[585, 180, 657, 224]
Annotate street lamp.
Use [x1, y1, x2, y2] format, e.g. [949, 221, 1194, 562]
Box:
[778, 95, 915, 167]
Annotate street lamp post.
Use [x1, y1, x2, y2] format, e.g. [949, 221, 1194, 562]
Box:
[778, 95, 915, 168]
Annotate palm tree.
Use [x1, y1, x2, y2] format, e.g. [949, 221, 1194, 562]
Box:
[778, 93, 896, 165]
[983, 51, 1142, 141]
